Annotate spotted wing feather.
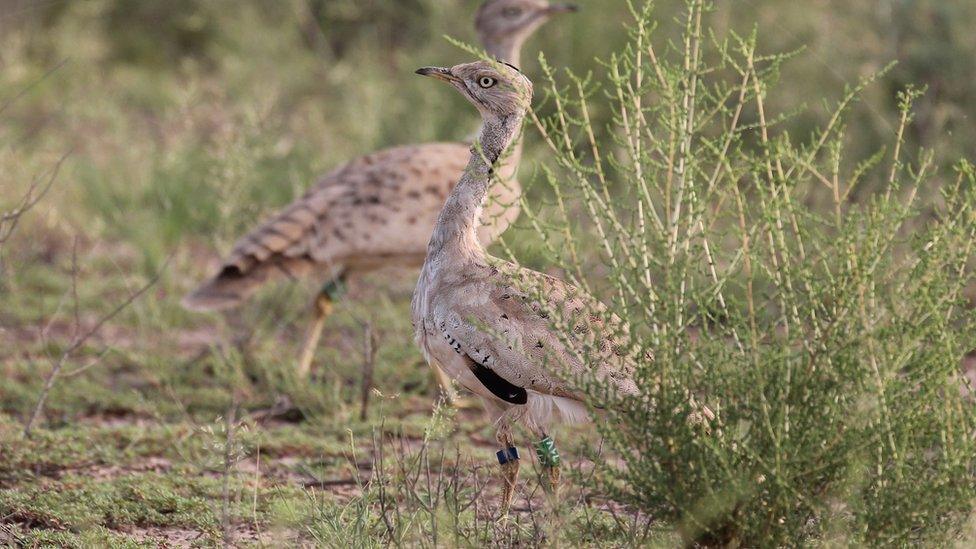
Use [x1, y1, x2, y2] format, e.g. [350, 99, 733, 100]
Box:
[183, 143, 471, 310]
[432, 261, 639, 402]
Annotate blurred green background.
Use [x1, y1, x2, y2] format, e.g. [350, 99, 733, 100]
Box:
[2, 0, 974, 264]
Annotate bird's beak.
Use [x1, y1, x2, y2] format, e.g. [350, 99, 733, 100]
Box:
[415, 67, 458, 84]
[545, 2, 579, 15]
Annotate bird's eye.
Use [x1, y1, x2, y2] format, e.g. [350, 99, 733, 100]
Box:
[502, 7, 523, 18]
[478, 76, 497, 89]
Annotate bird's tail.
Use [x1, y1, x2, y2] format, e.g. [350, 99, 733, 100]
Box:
[526, 394, 591, 430]
[181, 257, 317, 312]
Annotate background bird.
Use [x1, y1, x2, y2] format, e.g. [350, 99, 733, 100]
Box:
[182, 0, 578, 382]
[412, 60, 647, 515]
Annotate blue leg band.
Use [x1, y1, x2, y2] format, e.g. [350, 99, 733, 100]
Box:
[496, 446, 520, 465]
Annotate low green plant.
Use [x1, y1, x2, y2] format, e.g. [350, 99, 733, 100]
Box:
[516, 0, 976, 545]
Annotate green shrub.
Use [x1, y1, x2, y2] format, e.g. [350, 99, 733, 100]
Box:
[518, 1, 976, 545]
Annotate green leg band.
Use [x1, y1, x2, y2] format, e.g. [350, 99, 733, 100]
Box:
[535, 436, 561, 468]
[321, 275, 346, 301]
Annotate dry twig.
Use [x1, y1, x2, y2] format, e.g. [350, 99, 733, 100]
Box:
[359, 321, 377, 421]
[23, 253, 171, 437]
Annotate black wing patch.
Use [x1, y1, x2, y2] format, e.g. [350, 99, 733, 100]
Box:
[465, 355, 527, 405]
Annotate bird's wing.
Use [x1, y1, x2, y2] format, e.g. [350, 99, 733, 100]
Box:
[223, 143, 469, 274]
[184, 143, 469, 310]
[433, 261, 639, 402]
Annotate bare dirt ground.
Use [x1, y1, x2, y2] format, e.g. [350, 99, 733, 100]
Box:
[1, 305, 629, 546]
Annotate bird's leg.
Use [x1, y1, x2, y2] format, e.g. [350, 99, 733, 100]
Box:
[495, 419, 521, 517]
[296, 276, 344, 377]
[498, 449, 521, 517]
[296, 293, 331, 377]
[223, 308, 255, 359]
[534, 434, 561, 497]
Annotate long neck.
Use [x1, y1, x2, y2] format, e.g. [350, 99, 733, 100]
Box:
[427, 114, 523, 262]
[495, 130, 523, 185]
[485, 39, 522, 67]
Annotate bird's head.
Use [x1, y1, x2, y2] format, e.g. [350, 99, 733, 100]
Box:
[416, 60, 533, 121]
[475, 0, 578, 52]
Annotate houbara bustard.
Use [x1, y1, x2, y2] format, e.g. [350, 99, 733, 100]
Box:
[412, 60, 655, 514]
[183, 0, 578, 382]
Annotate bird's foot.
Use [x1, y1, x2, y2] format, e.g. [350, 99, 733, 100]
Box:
[497, 446, 520, 517]
[535, 436, 562, 495]
[543, 464, 561, 496]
